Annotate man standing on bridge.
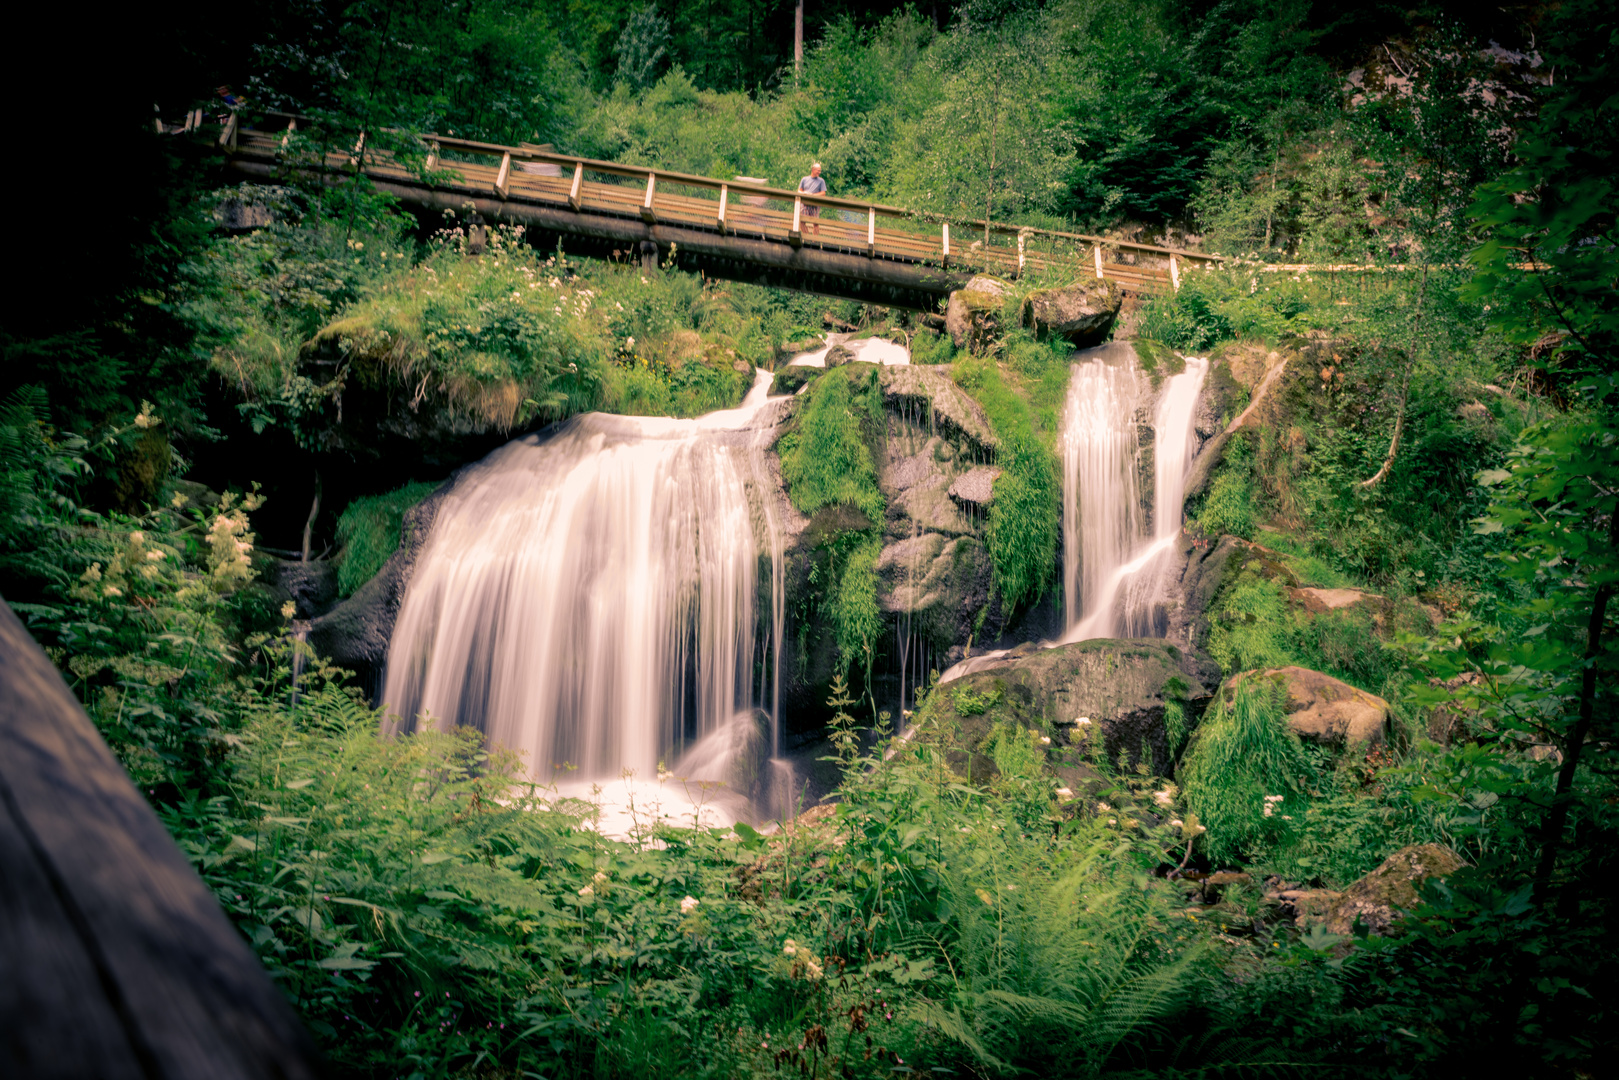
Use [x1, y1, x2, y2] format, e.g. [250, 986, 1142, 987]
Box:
[798, 162, 826, 236]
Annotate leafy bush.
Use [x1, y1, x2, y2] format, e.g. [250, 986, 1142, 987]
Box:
[1196, 462, 1257, 540]
[335, 481, 440, 597]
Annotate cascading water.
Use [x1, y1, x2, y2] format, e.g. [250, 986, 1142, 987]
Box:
[1062, 348, 1208, 642]
[383, 372, 787, 828]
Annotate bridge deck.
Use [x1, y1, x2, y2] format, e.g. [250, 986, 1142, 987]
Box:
[226, 121, 1199, 303]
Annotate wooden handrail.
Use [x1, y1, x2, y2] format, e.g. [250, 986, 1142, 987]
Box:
[250, 111, 1221, 263]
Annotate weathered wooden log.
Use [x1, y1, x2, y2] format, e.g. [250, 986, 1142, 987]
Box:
[0, 597, 322, 1079]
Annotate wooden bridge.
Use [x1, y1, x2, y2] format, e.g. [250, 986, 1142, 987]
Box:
[208, 112, 1220, 309]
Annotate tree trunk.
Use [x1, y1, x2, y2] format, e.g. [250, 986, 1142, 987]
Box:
[794, 0, 803, 77]
[1535, 505, 1619, 903]
[1358, 263, 1430, 489]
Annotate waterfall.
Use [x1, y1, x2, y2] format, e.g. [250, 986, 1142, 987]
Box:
[1062, 349, 1208, 642]
[383, 373, 786, 795]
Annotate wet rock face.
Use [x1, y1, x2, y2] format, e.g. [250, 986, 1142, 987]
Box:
[929, 639, 1222, 777]
[1020, 280, 1122, 346]
[947, 466, 1000, 510]
[306, 482, 452, 697]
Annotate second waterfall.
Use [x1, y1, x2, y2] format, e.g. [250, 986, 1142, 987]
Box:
[1062, 344, 1208, 641]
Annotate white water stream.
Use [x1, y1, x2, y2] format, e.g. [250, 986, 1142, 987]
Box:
[382, 372, 789, 831]
[1062, 351, 1208, 642]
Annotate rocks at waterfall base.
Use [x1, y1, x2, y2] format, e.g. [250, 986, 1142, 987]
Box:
[1020, 280, 1122, 345]
[926, 639, 1222, 779]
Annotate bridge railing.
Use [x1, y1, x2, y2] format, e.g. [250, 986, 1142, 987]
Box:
[217, 111, 1229, 290]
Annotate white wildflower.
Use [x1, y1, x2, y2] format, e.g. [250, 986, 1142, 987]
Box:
[1170, 819, 1184, 829]
[1154, 788, 1175, 807]
[593, 871, 608, 883]
[1054, 787, 1075, 804]
[803, 957, 824, 980]
[280, 601, 297, 619]
[680, 895, 699, 914]
[578, 885, 594, 899]
[782, 939, 798, 956]
[146, 550, 164, 561]
[103, 585, 123, 598]
[1076, 717, 1092, 726]
[1096, 802, 1112, 813]
[129, 531, 145, 544]
[1039, 736, 1051, 745]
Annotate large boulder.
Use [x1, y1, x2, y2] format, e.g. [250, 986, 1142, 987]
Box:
[927, 638, 1221, 776]
[1320, 844, 1466, 935]
[1235, 666, 1392, 750]
[1020, 280, 1122, 345]
[944, 275, 1013, 352]
[877, 365, 999, 457]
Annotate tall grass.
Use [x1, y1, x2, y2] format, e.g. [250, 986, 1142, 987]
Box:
[1181, 677, 1316, 864]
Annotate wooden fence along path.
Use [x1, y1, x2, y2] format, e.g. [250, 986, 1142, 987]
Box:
[209, 112, 1224, 305]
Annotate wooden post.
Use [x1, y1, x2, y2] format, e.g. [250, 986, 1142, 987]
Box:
[350, 131, 365, 166]
[641, 172, 657, 222]
[1094, 243, 1104, 279]
[569, 162, 583, 209]
[717, 184, 729, 233]
[154, 116, 164, 134]
[495, 151, 511, 198]
[867, 207, 876, 256]
[280, 117, 296, 152]
[1169, 255, 1181, 291]
[942, 222, 951, 267]
[424, 140, 438, 172]
[1017, 229, 1029, 276]
[790, 194, 803, 244]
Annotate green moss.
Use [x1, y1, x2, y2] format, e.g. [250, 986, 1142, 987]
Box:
[952, 357, 1060, 615]
[1131, 338, 1186, 386]
[778, 369, 887, 677]
[335, 481, 440, 596]
[1206, 572, 1294, 674]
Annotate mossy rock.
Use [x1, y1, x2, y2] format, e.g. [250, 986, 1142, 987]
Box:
[1131, 338, 1186, 384]
[771, 367, 821, 396]
[927, 638, 1221, 778]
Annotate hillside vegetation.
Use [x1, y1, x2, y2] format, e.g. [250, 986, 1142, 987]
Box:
[1, 0, 1616, 1076]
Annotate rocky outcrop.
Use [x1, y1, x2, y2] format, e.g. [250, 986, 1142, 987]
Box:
[1289, 845, 1467, 935]
[1183, 344, 1292, 501]
[1168, 535, 1298, 648]
[928, 639, 1222, 776]
[947, 466, 1000, 509]
[1233, 666, 1392, 750]
[1020, 280, 1121, 345]
[306, 482, 452, 695]
[1287, 586, 1391, 633]
[877, 365, 999, 457]
[944, 275, 1012, 352]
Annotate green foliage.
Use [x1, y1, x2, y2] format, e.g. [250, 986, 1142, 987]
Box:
[777, 368, 883, 522]
[1181, 678, 1316, 864]
[335, 481, 439, 597]
[1195, 436, 1257, 540]
[952, 356, 1060, 615]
